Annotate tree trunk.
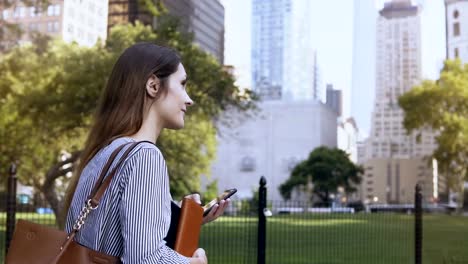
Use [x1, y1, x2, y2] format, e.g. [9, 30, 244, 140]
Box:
[314, 190, 329, 205]
[456, 170, 466, 214]
[41, 151, 80, 228]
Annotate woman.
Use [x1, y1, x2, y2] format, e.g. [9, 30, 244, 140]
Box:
[64, 43, 227, 263]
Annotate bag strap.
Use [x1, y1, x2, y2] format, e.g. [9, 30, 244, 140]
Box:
[71, 140, 153, 232]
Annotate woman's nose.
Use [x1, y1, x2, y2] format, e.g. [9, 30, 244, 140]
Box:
[186, 97, 194, 107]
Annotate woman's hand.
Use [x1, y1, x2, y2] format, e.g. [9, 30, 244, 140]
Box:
[183, 193, 230, 224]
[183, 193, 202, 205]
[202, 198, 230, 224]
[189, 248, 207, 264]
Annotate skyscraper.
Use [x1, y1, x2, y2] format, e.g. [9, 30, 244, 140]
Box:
[251, 0, 318, 101]
[326, 84, 342, 116]
[360, 0, 441, 204]
[367, 0, 435, 159]
[160, 0, 225, 64]
[445, 0, 468, 62]
[108, 0, 225, 64]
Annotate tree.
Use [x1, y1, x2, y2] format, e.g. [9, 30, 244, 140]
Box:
[279, 147, 363, 205]
[398, 59, 468, 209]
[0, 21, 256, 226]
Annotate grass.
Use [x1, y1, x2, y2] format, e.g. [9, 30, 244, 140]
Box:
[0, 213, 467, 263]
[199, 213, 468, 264]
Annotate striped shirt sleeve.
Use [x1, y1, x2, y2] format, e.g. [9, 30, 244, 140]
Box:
[120, 147, 190, 264]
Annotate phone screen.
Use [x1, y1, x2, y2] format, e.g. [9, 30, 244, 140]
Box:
[203, 188, 237, 216]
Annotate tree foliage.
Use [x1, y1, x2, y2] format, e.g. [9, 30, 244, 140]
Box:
[279, 147, 363, 204]
[398, 59, 468, 205]
[0, 20, 256, 224]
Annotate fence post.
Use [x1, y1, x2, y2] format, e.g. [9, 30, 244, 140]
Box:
[414, 184, 422, 264]
[257, 176, 267, 264]
[6, 163, 18, 256]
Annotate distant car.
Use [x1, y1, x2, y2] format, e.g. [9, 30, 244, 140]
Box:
[346, 201, 365, 212]
[36, 207, 54, 214]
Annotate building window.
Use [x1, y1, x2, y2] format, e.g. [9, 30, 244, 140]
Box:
[13, 8, 20, 18]
[53, 21, 59, 32]
[77, 29, 84, 39]
[29, 23, 38, 32]
[453, 10, 459, 19]
[47, 21, 53, 32]
[47, 5, 53, 16]
[3, 10, 9, 19]
[54, 5, 61, 16]
[30, 7, 37, 17]
[47, 5, 60, 16]
[67, 24, 74, 34]
[453, 22, 460, 37]
[454, 47, 459, 58]
[240, 156, 256, 172]
[19, 7, 26, 18]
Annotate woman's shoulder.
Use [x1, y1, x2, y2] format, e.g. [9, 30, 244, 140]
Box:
[109, 137, 165, 165]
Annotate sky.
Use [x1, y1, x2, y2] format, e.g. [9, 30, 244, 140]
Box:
[221, 0, 446, 137]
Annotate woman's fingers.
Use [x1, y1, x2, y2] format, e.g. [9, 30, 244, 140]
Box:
[203, 198, 230, 224]
[185, 193, 201, 204]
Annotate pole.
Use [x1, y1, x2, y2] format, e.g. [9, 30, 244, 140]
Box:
[414, 184, 422, 264]
[6, 163, 18, 255]
[257, 176, 267, 264]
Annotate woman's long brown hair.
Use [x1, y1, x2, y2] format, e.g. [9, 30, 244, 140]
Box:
[63, 43, 180, 215]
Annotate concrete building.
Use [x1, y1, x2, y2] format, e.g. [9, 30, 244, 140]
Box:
[251, 0, 319, 101]
[326, 84, 342, 117]
[107, 0, 151, 27]
[445, 0, 468, 62]
[1, 0, 64, 49]
[357, 140, 367, 164]
[361, 158, 444, 204]
[1, 0, 109, 48]
[206, 100, 338, 201]
[444, 0, 468, 208]
[62, 0, 109, 47]
[160, 0, 224, 64]
[108, 0, 225, 64]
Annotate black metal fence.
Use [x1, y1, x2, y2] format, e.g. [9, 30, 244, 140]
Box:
[2, 166, 468, 264]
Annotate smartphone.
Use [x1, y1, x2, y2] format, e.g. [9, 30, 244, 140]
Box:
[203, 188, 237, 216]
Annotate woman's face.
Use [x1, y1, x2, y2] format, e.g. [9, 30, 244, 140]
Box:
[155, 63, 193, 129]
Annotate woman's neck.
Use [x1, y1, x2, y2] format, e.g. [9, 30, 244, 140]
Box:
[129, 108, 163, 144]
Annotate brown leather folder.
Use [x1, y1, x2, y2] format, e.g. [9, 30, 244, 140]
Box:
[173, 198, 204, 257]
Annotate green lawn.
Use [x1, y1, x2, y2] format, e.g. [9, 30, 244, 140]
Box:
[200, 213, 468, 264]
[0, 213, 466, 263]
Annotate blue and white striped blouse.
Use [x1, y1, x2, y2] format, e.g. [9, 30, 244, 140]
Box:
[65, 137, 190, 263]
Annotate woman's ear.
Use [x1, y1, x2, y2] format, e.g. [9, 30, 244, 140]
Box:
[146, 74, 160, 98]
